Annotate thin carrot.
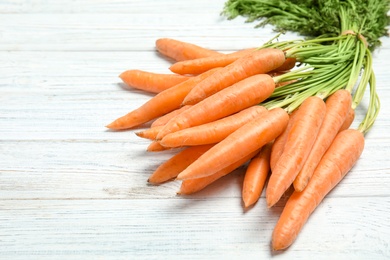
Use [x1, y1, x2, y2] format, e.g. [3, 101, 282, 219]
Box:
[269, 109, 298, 171]
[169, 48, 257, 75]
[106, 69, 217, 130]
[135, 125, 163, 140]
[151, 105, 192, 128]
[339, 106, 355, 132]
[266, 96, 326, 208]
[147, 141, 172, 152]
[156, 74, 276, 140]
[176, 107, 289, 180]
[178, 150, 259, 195]
[159, 105, 268, 147]
[119, 70, 190, 94]
[272, 129, 365, 250]
[155, 38, 221, 62]
[148, 144, 214, 184]
[182, 48, 286, 105]
[294, 89, 352, 192]
[242, 142, 273, 208]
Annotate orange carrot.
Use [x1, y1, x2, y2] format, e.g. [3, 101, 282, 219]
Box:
[272, 129, 365, 250]
[182, 48, 286, 105]
[266, 96, 326, 208]
[151, 105, 192, 128]
[176, 107, 289, 180]
[155, 38, 221, 62]
[148, 144, 214, 184]
[271, 57, 296, 72]
[178, 150, 259, 195]
[159, 106, 268, 147]
[119, 70, 190, 94]
[269, 109, 298, 171]
[106, 69, 217, 130]
[156, 74, 276, 140]
[169, 48, 257, 75]
[135, 125, 163, 140]
[294, 90, 352, 192]
[339, 106, 355, 132]
[242, 142, 273, 208]
[147, 141, 173, 152]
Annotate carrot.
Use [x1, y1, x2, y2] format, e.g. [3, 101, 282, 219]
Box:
[178, 150, 259, 195]
[272, 129, 365, 250]
[106, 69, 217, 130]
[119, 70, 190, 94]
[176, 107, 289, 180]
[181, 48, 285, 105]
[151, 105, 192, 128]
[271, 57, 296, 72]
[159, 105, 268, 147]
[242, 142, 273, 208]
[147, 141, 172, 152]
[339, 106, 355, 132]
[269, 109, 298, 171]
[156, 74, 276, 140]
[155, 38, 221, 62]
[169, 48, 257, 75]
[135, 125, 163, 140]
[293, 90, 352, 192]
[148, 144, 214, 184]
[266, 96, 326, 208]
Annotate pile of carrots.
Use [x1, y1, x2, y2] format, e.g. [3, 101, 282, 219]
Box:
[106, 38, 367, 251]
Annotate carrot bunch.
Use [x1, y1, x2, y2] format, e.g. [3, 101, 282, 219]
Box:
[106, 37, 379, 251]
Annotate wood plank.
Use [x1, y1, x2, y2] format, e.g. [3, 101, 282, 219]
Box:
[0, 198, 389, 259]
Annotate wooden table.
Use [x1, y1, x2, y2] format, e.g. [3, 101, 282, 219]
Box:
[1, 0, 389, 259]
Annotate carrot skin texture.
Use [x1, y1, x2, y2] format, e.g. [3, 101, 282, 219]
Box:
[182, 48, 286, 105]
[339, 106, 355, 132]
[266, 96, 326, 207]
[159, 106, 267, 147]
[147, 141, 173, 152]
[178, 150, 259, 195]
[148, 144, 214, 184]
[169, 48, 257, 75]
[294, 90, 352, 191]
[176, 107, 289, 180]
[272, 129, 365, 250]
[155, 38, 220, 62]
[119, 70, 189, 94]
[106, 69, 217, 130]
[270, 110, 298, 171]
[156, 74, 276, 140]
[151, 105, 192, 128]
[242, 142, 273, 208]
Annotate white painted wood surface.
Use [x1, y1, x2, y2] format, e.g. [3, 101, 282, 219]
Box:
[1, 0, 389, 259]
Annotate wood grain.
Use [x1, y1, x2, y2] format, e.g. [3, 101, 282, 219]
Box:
[1, 0, 390, 258]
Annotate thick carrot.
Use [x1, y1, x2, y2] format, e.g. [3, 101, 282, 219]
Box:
[169, 48, 257, 75]
[106, 69, 217, 130]
[148, 144, 214, 184]
[242, 142, 273, 208]
[156, 74, 276, 140]
[272, 129, 365, 250]
[271, 57, 296, 72]
[151, 105, 192, 128]
[178, 150, 259, 195]
[269, 109, 298, 171]
[294, 90, 352, 192]
[182, 48, 286, 105]
[159, 105, 268, 147]
[176, 107, 289, 180]
[339, 106, 355, 132]
[135, 125, 163, 140]
[155, 38, 221, 62]
[266, 96, 326, 208]
[119, 70, 190, 94]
